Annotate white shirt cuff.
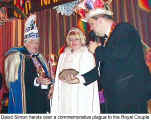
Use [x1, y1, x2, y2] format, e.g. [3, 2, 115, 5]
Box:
[76, 74, 86, 85]
[34, 77, 40, 87]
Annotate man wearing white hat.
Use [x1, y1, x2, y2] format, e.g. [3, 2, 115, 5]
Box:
[4, 15, 53, 113]
[60, 0, 151, 113]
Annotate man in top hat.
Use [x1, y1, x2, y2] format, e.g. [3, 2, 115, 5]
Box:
[4, 15, 53, 113]
[60, 0, 151, 113]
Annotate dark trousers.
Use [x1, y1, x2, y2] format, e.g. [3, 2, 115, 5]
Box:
[100, 103, 106, 113]
[104, 101, 147, 113]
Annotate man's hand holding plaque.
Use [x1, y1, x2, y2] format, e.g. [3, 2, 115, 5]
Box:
[36, 76, 51, 85]
[59, 69, 80, 84]
[36, 66, 52, 89]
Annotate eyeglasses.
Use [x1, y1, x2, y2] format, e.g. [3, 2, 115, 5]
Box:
[69, 38, 80, 41]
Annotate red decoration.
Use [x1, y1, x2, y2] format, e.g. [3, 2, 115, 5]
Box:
[138, 0, 151, 12]
[47, 54, 58, 80]
[146, 49, 151, 73]
[58, 45, 66, 55]
[94, 0, 104, 9]
[78, 9, 86, 19]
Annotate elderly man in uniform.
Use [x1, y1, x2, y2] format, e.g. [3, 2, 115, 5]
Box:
[5, 15, 54, 113]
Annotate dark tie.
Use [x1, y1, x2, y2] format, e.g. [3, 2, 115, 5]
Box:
[32, 53, 39, 57]
[101, 34, 108, 45]
[103, 34, 108, 40]
[32, 53, 49, 78]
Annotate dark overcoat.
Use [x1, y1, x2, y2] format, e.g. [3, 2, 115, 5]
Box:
[83, 23, 151, 113]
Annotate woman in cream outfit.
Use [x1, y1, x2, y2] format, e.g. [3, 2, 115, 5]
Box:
[51, 27, 100, 114]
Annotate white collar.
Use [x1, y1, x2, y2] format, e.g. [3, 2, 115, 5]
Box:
[106, 26, 111, 37]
